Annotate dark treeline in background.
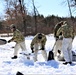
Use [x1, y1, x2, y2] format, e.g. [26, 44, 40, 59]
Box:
[0, 14, 76, 36]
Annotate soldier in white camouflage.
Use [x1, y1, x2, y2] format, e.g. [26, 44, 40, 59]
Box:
[57, 21, 75, 65]
[53, 21, 64, 59]
[30, 33, 47, 62]
[8, 24, 29, 59]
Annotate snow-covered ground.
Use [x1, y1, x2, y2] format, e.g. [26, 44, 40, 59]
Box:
[0, 34, 76, 75]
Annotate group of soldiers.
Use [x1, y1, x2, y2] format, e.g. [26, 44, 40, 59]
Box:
[8, 21, 75, 65]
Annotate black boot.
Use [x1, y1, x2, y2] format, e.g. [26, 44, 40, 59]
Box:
[63, 62, 72, 65]
[68, 62, 72, 64]
[11, 56, 17, 59]
[63, 62, 68, 65]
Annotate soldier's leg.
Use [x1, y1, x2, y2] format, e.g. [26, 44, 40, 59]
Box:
[20, 41, 26, 51]
[62, 38, 70, 62]
[41, 50, 47, 61]
[53, 40, 59, 57]
[11, 43, 20, 59]
[53, 44, 57, 57]
[53, 40, 62, 57]
[68, 39, 72, 62]
[33, 50, 38, 62]
[33, 44, 39, 62]
[14, 43, 20, 56]
[20, 41, 29, 54]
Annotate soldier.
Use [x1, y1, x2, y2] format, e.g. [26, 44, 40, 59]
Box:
[8, 24, 29, 59]
[53, 21, 64, 59]
[30, 33, 47, 62]
[57, 21, 75, 65]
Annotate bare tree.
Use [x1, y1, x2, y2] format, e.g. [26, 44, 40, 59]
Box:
[67, 0, 75, 34]
[67, 0, 73, 17]
[32, 0, 39, 34]
[4, 0, 27, 34]
[18, 0, 27, 35]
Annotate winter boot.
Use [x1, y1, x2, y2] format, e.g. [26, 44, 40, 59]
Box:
[11, 56, 17, 59]
[63, 62, 72, 65]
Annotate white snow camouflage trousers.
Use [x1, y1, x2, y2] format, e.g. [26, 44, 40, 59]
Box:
[33, 43, 47, 62]
[53, 39, 63, 58]
[14, 41, 27, 56]
[62, 38, 72, 62]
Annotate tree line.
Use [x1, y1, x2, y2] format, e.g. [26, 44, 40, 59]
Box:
[0, 15, 76, 36]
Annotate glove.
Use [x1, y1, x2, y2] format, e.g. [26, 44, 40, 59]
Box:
[41, 46, 45, 50]
[56, 38, 59, 41]
[58, 50, 61, 54]
[32, 50, 34, 53]
[55, 36, 59, 41]
[59, 36, 63, 40]
[72, 36, 74, 40]
[8, 40, 11, 43]
[31, 47, 34, 53]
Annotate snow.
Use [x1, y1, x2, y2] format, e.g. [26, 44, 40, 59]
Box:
[0, 34, 76, 75]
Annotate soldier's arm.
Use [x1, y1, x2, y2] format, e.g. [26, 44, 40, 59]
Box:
[54, 25, 57, 37]
[72, 26, 75, 40]
[11, 31, 20, 42]
[57, 27, 62, 37]
[41, 35, 47, 46]
[31, 37, 36, 48]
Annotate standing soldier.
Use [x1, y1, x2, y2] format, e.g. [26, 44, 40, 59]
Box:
[53, 21, 64, 60]
[8, 24, 29, 59]
[57, 21, 75, 65]
[30, 33, 47, 62]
